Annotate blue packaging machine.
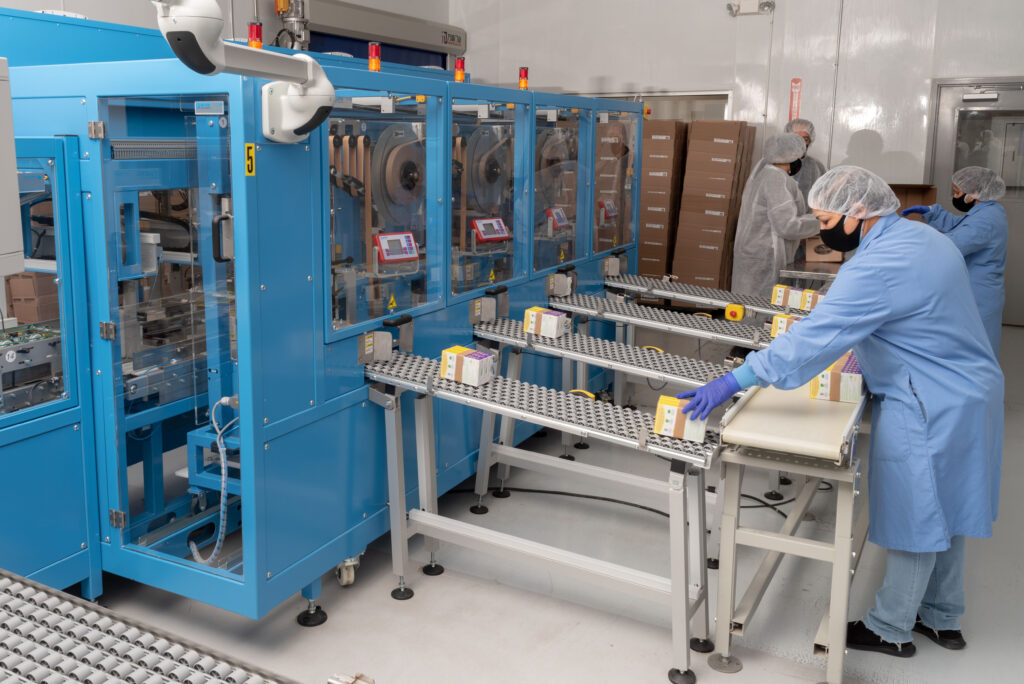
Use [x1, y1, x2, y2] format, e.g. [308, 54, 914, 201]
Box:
[0, 7, 641, 620]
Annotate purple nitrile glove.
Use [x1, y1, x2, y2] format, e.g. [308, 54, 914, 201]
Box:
[901, 205, 930, 217]
[675, 372, 742, 421]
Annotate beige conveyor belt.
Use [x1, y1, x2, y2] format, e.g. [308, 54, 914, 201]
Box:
[720, 385, 866, 463]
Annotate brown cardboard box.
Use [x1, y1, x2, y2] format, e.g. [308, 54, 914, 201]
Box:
[6, 273, 58, 299]
[685, 150, 738, 176]
[639, 231, 673, 255]
[638, 254, 669, 274]
[673, 257, 723, 287]
[683, 170, 737, 199]
[688, 120, 746, 145]
[643, 120, 687, 144]
[12, 294, 60, 324]
[803, 235, 844, 263]
[642, 167, 678, 194]
[679, 208, 729, 230]
[890, 184, 937, 223]
[642, 150, 682, 172]
[675, 231, 728, 262]
[679, 192, 731, 216]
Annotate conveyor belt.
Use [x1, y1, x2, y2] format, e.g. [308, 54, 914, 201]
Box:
[0, 570, 295, 684]
[548, 293, 770, 351]
[473, 317, 730, 390]
[365, 352, 717, 467]
[605, 274, 808, 316]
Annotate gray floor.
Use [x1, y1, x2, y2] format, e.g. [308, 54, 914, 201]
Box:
[97, 327, 1024, 684]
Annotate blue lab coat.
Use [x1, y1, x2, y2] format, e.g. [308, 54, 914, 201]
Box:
[921, 201, 1007, 357]
[745, 213, 1004, 553]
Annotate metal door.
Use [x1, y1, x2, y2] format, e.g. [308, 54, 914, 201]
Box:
[929, 79, 1024, 325]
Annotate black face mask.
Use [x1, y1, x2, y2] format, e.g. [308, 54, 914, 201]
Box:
[819, 215, 861, 252]
[952, 194, 976, 213]
[788, 158, 803, 176]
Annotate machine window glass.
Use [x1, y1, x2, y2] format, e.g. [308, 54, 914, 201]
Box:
[955, 108, 1024, 200]
[534, 108, 580, 271]
[451, 98, 516, 294]
[1, 159, 65, 415]
[594, 112, 637, 252]
[99, 95, 239, 572]
[327, 93, 432, 328]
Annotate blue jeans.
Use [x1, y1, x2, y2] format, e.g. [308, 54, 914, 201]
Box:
[863, 536, 966, 643]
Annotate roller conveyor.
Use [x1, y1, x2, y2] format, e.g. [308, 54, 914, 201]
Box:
[0, 570, 295, 684]
[364, 352, 717, 467]
[604, 274, 808, 317]
[473, 317, 730, 390]
[548, 293, 770, 351]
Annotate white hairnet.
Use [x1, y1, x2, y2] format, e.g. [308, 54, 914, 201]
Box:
[807, 165, 900, 218]
[952, 166, 1006, 201]
[784, 118, 816, 143]
[763, 133, 806, 164]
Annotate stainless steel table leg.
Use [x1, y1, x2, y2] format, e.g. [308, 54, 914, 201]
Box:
[560, 357, 575, 459]
[415, 394, 444, 576]
[709, 459, 744, 673]
[495, 347, 522, 489]
[824, 477, 856, 683]
[383, 392, 413, 600]
[576, 317, 590, 395]
[668, 462, 695, 684]
[470, 409, 498, 514]
[613, 322, 626, 406]
[693, 468, 714, 651]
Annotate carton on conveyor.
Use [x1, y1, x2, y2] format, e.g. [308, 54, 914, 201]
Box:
[654, 395, 708, 442]
[809, 351, 863, 403]
[440, 346, 496, 387]
[523, 306, 570, 338]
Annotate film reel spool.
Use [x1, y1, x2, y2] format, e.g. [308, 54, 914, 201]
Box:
[535, 128, 576, 209]
[372, 124, 426, 227]
[465, 127, 510, 213]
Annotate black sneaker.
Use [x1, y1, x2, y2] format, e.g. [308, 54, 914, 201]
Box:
[846, 620, 916, 658]
[913, 615, 966, 650]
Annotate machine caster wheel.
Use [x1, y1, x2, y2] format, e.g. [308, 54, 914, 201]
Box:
[706, 558, 719, 570]
[573, 441, 589, 450]
[690, 638, 714, 653]
[422, 562, 445, 576]
[336, 565, 356, 587]
[667, 668, 696, 684]
[492, 489, 511, 498]
[296, 605, 327, 627]
[391, 586, 414, 600]
[779, 475, 792, 486]
[470, 504, 489, 515]
[559, 454, 576, 461]
[764, 490, 784, 501]
[708, 653, 743, 673]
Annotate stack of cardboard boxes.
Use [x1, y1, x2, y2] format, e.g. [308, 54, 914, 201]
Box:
[594, 120, 632, 253]
[636, 121, 688, 283]
[672, 121, 755, 290]
[5, 272, 59, 324]
[803, 183, 937, 263]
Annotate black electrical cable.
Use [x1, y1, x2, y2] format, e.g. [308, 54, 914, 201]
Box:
[740, 493, 794, 520]
[450, 487, 669, 518]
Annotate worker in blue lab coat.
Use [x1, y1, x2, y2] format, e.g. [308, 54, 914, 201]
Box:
[681, 166, 1004, 658]
[902, 166, 1007, 357]
[784, 118, 827, 202]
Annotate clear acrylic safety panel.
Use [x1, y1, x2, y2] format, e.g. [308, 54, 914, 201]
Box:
[451, 99, 516, 293]
[327, 93, 432, 328]
[594, 112, 637, 251]
[1, 158, 66, 415]
[534, 108, 580, 270]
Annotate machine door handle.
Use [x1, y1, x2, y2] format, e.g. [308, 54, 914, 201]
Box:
[212, 213, 232, 263]
[611, 247, 627, 256]
[484, 285, 508, 296]
[556, 264, 576, 274]
[383, 314, 413, 328]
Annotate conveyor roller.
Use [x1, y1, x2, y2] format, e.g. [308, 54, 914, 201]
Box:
[604, 274, 808, 317]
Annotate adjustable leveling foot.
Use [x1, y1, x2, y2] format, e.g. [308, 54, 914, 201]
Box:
[296, 599, 327, 627]
[667, 668, 696, 684]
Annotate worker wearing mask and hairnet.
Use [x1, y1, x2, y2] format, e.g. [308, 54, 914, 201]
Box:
[902, 166, 1007, 357]
[784, 118, 827, 201]
[680, 166, 1003, 658]
[731, 133, 820, 297]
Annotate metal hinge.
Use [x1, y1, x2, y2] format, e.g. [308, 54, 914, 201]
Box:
[99, 321, 116, 340]
[108, 509, 126, 528]
[87, 121, 106, 139]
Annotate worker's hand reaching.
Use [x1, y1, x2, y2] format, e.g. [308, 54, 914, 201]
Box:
[676, 373, 742, 421]
[900, 205, 930, 217]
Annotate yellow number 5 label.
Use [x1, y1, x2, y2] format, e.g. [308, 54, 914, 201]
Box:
[245, 143, 256, 176]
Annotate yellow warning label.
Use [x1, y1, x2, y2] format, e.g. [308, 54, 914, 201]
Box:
[559, 248, 565, 262]
[387, 293, 397, 310]
[613, 235, 618, 246]
[488, 268, 496, 282]
[244, 143, 256, 176]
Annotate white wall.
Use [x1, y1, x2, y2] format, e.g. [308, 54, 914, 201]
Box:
[450, 0, 1024, 184]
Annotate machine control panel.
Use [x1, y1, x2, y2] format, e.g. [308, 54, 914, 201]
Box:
[470, 218, 512, 243]
[598, 199, 618, 219]
[374, 231, 419, 263]
[545, 207, 570, 230]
